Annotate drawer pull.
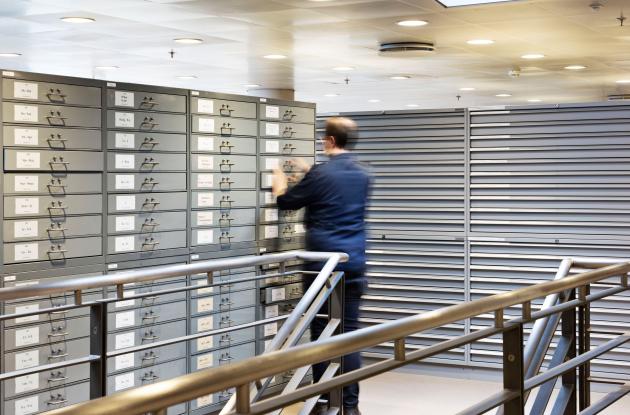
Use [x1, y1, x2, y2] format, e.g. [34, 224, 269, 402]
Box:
[46, 89, 68, 102]
[141, 296, 159, 304]
[219, 390, 233, 400]
[140, 178, 160, 187]
[141, 157, 161, 167]
[282, 143, 296, 154]
[141, 238, 160, 249]
[141, 371, 160, 382]
[219, 178, 234, 190]
[220, 123, 235, 136]
[219, 104, 234, 116]
[282, 109, 296, 120]
[142, 331, 159, 342]
[142, 198, 161, 208]
[282, 126, 295, 137]
[48, 330, 69, 338]
[219, 316, 234, 327]
[49, 156, 70, 167]
[46, 179, 67, 192]
[46, 111, 68, 126]
[219, 141, 235, 153]
[47, 202, 68, 212]
[219, 233, 234, 244]
[219, 196, 233, 207]
[140, 117, 160, 129]
[46, 134, 68, 148]
[219, 354, 234, 363]
[48, 371, 68, 383]
[47, 394, 68, 406]
[140, 97, 159, 108]
[142, 352, 159, 361]
[141, 219, 160, 229]
[46, 225, 68, 237]
[50, 309, 68, 315]
[47, 245, 68, 258]
[142, 312, 160, 321]
[48, 352, 69, 360]
[140, 137, 160, 147]
[218, 215, 233, 228]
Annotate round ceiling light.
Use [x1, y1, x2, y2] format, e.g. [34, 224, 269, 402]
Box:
[467, 39, 494, 45]
[496, 93, 512, 97]
[460, 87, 475, 91]
[0, 53, 22, 57]
[61, 17, 95, 23]
[528, 99, 543, 102]
[565, 65, 586, 70]
[521, 53, 545, 59]
[263, 54, 287, 60]
[390, 75, 411, 80]
[174, 38, 203, 44]
[397, 20, 428, 27]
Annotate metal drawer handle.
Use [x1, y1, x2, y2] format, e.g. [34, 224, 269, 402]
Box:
[218, 216, 233, 228]
[49, 156, 70, 166]
[141, 219, 160, 229]
[48, 352, 69, 360]
[219, 317, 234, 327]
[141, 178, 160, 187]
[46, 180, 67, 191]
[142, 238, 160, 248]
[219, 390, 233, 399]
[142, 352, 159, 361]
[142, 332, 159, 341]
[48, 330, 69, 338]
[140, 117, 160, 128]
[48, 202, 68, 212]
[220, 123, 235, 135]
[141, 372, 160, 382]
[140, 97, 159, 108]
[46, 134, 68, 145]
[47, 245, 68, 258]
[282, 143, 296, 154]
[48, 371, 68, 383]
[46, 111, 68, 126]
[50, 309, 68, 315]
[141, 296, 158, 304]
[142, 198, 160, 207]
[219, 354, 233, 363]
[46, 89, 67, 102]
[282, 127, 295, 137]
[47, 395, 68, 406]
[219, 104, 234, 116]
[142, 312, 160, 321]
[219, 334, 232, 344]
[140, 137, 160, 147]
[282, 110, 296, 120]
[141, 157, 160, 166]
[219, 233, 234, 243]
[219, 141, 235, 153]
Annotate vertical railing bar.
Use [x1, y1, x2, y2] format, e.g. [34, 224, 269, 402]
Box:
[502, 323, 525, 415]
[394, 338, 406, 361]
[495, 309, 504, 329]
[236, 383, 251, 413]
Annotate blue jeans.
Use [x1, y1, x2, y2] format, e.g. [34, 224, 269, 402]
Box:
[305, 270, 366, 408]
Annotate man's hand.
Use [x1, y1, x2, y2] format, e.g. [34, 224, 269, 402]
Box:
[293, 157, 312, 173]
[272, 167, 288, 196]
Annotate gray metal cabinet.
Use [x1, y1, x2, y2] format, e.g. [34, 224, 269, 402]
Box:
[4, 149, 104, 172]
[3, 173, 102, 194]
[107, 211, 187, 234]
[107, 301, 187, 331]
[191, 154, 256, 172]
[191, 208, 255, 228]
[191, 115, 257, 137]
[106, 89, 186, 113]
[3, 126, 101, 150]
[4, 315, 90, 351]
[3, 78, 101, 107]
[107, 358, 187, 394]
[4, 237, 103, 264]
[3, 381, 90, 415]
[2, 336, 90, 372]
[3, 103, 101, 128]
[106, 152, 186, 172]
[108, 319, 187, 352]
[107, 230, 187, 254]
[4, 194, 103, 217]
[107, 172, 186, 193]
[191, 97, 256, 119]
[107, 131, 186, 152]
[191, 190, 256, 209]
[107, 192, 188, 213]
[4, 216, 102, 242]
[191, 135, 256, 155]
[107, 110, 186, 133]
[106, 343, 187, 375]
[4, 362, 90, 399]
[260, 104, 314, 123]
[191, 226, 256, 247]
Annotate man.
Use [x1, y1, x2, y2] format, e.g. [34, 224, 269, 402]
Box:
[272, 117, 371, 415]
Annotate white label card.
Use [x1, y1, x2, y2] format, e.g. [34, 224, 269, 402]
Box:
[197, 192, 214, 207]
[115, 91, 135, 107]
[13, 81, 38, 100]
[115, 154, 135, 169]
[197, 336, 214, 351]
[14, 220, 38, 238]
[198, 118, 215, 133]
[15, 350, 39, 370]
[265, 174, 273, 187]
[265, 140, 280, 153]
[295, 223, 306, 234]
[197, 297, 214, 313]
[196, 211, 215, 226]
[14, 128, 38, 146]
[264, 322, 278, 337]
[115, 353, 135, 371]
[115, 310, 136, 328]
[116, 195, 136, 211]
[13, 105, 38, 122]
[14, 303, 40, 323]
[14, 243, 39, 262]
[15, 373, 39, 394]
[114, 372, 135, 391]
[271, 287, 286, 302]
[15, 197, 39, 215]
[197, 136, 214, 151]
[14, 175, 38, 192]
[197, 353, 214, 369]
[115, 332, 135, 350]
[265, 105, 280, 119]
[14, 395, 39, 415]
[264, 192, 276, 205]
[15, 327, 39, 347]
[197, 229, 214, 245]
[197, 394, 214, 407]
[115, 216, 135, 232]
[115, 133, 135, 149]
[16, 151, 40, 169]
[264, 225, 278, 239]
[265, 158, 279, 170]
[115, 174, 135, 190]
[115, 236, 135, 252]
[115, 290, 136, 308]
[197, 316, 214, 332]
[265, 304, 279, 318]
[264, 209, 278, 222]
[197, 155, 214, 170]
[265, 123, 280, 136]
[197, 99, 214, 114]
[196, 174, 214, 188]
[196, 280, 214, 295]
[115, 112, 134, 128]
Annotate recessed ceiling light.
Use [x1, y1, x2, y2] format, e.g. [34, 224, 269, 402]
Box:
[244, 84, 260, 88]
[467, 39, 494, 45]
[61, 17, 95, 23]
[564, 65, 586, 70]
[177, 75, 197, 79]
[460, 87, 475, 91]
[496, 93, 512, 97]
[390, 75, 411, 80]
[528, 99, 543, 103]
[368, 99, 381, 103]
[437, 0, 519, 7]
[174, 38, 203, 44]
[397, 20, 428, 27]
[324, 93, 339, 97]
[333, 66, 354, 72]
[263, 54, 287, 59]
[616, 79, 630, 84]
[0, 53, 22, 58]
[95, 65, 119, 70]
[406, 104, 419, 107]
[521, 53, 545, 60]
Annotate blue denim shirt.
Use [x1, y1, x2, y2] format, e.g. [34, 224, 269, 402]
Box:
[276, 153, 372, 272]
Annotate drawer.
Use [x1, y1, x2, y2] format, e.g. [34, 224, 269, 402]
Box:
[259, 223, 306, 241]
[4, 362, 90, 399]
[190, 323, 256, 354]
[4, 194, 103, 217]
[107, 282, 187, 310]
[192, 190, 256, 209]
[107, 358, 187, 394]
[107, 152, 186, 171]
[261, 121, 314, 139]
[107, 110, 187, 133]
[108, 230, 187, 254]
[191, 97, 256, 118]
[259, 190, 276, 207]
[191, 208, 255, 228]
[260, 138, 314, 155]
[107, 89, 186, 113]
[190, 342, 256, 372]
[3, 78, 101, 107]
[260, 156, 314, 172]
[190, 288, 257, 316]
[4, 237, 102, 264]
[190, 270, 257, 294]
[108, 319, 187, 351]
[107, 172, 187, 192]
[261, 104, 314, 123]
[191, 135, 256, 155]
[191, 154, 256, 173]
[4, 149, 104, 172]
[260, 207, 304, 224]
[2, 270, 104, 303]
[3, 173, 102, 195]
[3, 337, 89, 371]
[261, 282, 304, 304]
[191, 115, 257, 137]
[107, 342, 187, 375]
[107, 192, 187, 213]
[108, 211, 187, 234]
[4, 216, 102, 242]
[4, 315, 90, 351]
[191, 226, 255, 247]
[108, 301, 187, 331]
[3, 102, 101, 128]
[191, 172, 256, 191]
[191, 306, 256, 335]
[4, 381, 89, 415]
[107, 131, 186, 152]
[3, 126, 101, 150]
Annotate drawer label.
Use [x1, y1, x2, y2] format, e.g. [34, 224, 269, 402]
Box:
[115, 195, 136, 211]
[264, 173, 273, 187]
[14, 220, 38, 238]
[265, 157, 279, 170]
[271, 287, 286, 302]
[265, 105, 280, 119]
[265, 140, 280, 153]
[265, 304, 279, 318]
[196, 211, 214, 226]
[197, 297, 214, 313]
[196, 394, 214, 407]
[264, 322, 278, 337]
[15, 303, 40, 323]
[14, 128, 39, 146]
[13, 81, 38, 100]
[115, 310, 136, 329]
[14, 105, 38, 122]
[264, 192, 275, 205]
[16, 151, 41, 169]
[115, 353, 135, 371]
[295, 223, 305, 234]
[197, 155, 214, 170]
[264, 225, 278, 239]
[115, 174, 135, 190]
[115, 216, 136, 232]
[265, 122, 280, 136]
[115, 132, 135, 149]
[197, 353, 214, 369]
[14, 395, 39, 415]
[115, 235, 135, 252]
[115, 290, 136, 308]
[264, 209, 278, 222]
[197, 192, 214, 207]
[196, 280, 214, 295]
[197, 99, 214, 114]
[15, 350, 39, 370]
[197, 315, 214, 332]
[196, 173, 214, 188]
[115, 331, 135, 349]
[15, 326, 40, 347]
[15, 373, 39, 394]
[197, 335, 214, 351]
[14, 175, 39, 192]
[115, 112, 135, 128]
[198, 117, 215, 133]
[15, 197, 39, 215]
[114, 372, 135, 391]
[115, 91, 135, 107]
[14, 243, 39, 262]
[197, 135, 214, 151]
[196, 229, 214, 245]
[115, 153, 135, 169]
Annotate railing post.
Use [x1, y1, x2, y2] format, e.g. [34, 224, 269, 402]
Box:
[578, 285, 591, 410]
[502, 323, 524, 415]
[329, 272, 345, 412]
[236, 384, 251, 413]
[559, 289, 577, 415]
[89, 301, 107, 399]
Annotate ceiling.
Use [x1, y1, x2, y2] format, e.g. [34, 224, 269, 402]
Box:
[1, 0, 630, 112]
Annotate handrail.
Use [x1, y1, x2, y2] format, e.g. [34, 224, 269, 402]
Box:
[46, 258, 630, 415]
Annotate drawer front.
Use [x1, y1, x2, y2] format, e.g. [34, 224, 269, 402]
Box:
[107, 89, 186, 113]
[4, 381, 89, 415]
[108, 301, 187, 331]
[4, 237, 102, 264]
[3, 292, 101, 328]
[4, 362, 90, 398]
[191, 226, 256, 247]
[191, 97, 256, 118]
[3, 337, 89, 371]
[4, 149, 104, 172]
[191, 135, 256, 155]
[260, 121, 314, 139]
[4, 316, 90, 351]
[190, 326, 256, 354]
[261, 104, 314, 123]
[107, 230, 187, 254]
[192, 115, 257, 137]
[262, 282, 304, 304]
[107, 358, 187, 394]
[190, 342, 255, 371]
[191, 172, 256, 191]
[3, 126, 101, 150]
[3, 103, 101, 127]
[259, 223, 306, 241]
[190, 289, 257, 316]
[260, 156, 314, 172]
[107, 172, 187, 192]
[108, 211, 187, 234]
[260, 207, 304, 224]
[192, 190, 256, 209]
[191, 271, 257, 295]
[107, 131, 186, 152]
[107, 192, 187, 213]
[107, 152, 186, 171]
[260, 138, 314, 155]
[3, 173, 102, 195]
[191, 208, 255, 228]
[107, 110, 187, 133]
[3, 78, 101, 107]
[4, 216, 102, 242]
[4, 194, 103, 217]
[108, 319, 187, 351]
[107, 342, 187, 374]
[191, 154, 256, 173]
[259, 190, 276, 207]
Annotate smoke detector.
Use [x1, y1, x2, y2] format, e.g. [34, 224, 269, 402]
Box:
[379, 42, 435, 56]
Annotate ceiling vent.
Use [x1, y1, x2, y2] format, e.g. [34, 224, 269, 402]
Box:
[379, 42, 435, 56]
